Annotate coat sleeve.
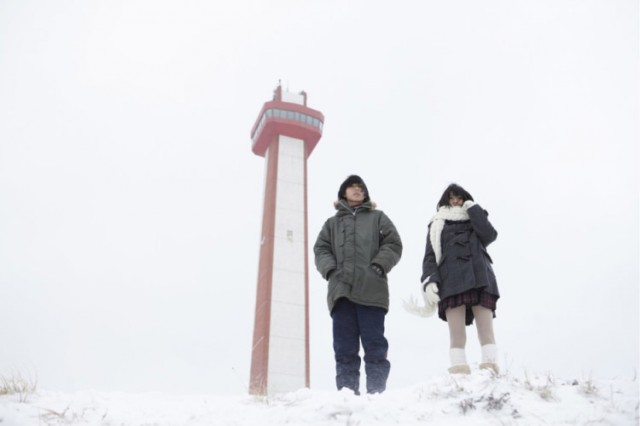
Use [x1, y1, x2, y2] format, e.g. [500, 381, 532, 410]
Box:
[371, 212, 402, 274]
[421, 223, 440, 286]
[313, 218, 337, 280]
[467, 204, 498, 247]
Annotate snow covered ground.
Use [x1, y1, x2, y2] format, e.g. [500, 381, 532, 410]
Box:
[1, 369, 637, 425]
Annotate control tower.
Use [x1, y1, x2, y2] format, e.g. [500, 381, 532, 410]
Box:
[249, 85, 324, 395]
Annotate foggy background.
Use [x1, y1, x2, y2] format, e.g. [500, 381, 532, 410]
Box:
[0, 0, 638, 394]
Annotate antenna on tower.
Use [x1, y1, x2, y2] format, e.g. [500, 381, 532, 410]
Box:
[274, 80, 282, 100]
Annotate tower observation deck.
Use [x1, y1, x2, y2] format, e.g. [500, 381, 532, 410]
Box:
[250, 87, 324, 157]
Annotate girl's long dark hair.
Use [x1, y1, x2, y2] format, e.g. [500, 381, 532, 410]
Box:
[437, 183, 474, 209]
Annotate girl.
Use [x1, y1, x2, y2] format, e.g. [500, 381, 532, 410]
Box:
[407, 183, 500, 375]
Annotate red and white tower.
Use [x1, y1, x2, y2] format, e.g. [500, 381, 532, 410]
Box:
[249, 85, 324, 395]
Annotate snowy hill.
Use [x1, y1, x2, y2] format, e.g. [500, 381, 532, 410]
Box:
[1, 370, 637, 425]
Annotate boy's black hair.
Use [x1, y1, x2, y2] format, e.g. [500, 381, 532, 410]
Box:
[338, 175, 370, 202]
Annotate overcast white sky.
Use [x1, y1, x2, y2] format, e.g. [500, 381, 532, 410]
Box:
[0, 0, 638, 394]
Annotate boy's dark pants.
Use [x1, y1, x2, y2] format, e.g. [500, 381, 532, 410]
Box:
[331, 297, 390, 394]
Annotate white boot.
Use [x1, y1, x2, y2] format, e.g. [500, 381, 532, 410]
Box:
[479, 344, 499, 375]
[448, 348, 470, 375]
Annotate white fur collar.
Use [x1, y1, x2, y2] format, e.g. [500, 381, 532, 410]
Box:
[429, 206, 469, 265]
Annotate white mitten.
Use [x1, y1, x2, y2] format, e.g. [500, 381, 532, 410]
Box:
[424, 282, 440, 304]
[403, 282, 439, 318]
[462, 200, 475, 210]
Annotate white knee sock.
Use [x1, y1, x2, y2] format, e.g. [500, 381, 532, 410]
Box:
[449, 348, 467, 366]
[481, 344, 498, 364]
